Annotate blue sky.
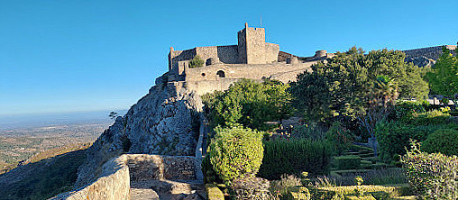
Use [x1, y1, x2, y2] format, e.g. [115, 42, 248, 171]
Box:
[0, 0, 457, 116]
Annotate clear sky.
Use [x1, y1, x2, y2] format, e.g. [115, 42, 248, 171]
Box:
[1, 0, 457, 116]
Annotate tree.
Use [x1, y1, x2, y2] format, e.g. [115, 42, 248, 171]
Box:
[290, 47, 429, 123]
[426, 47, 458, 99]
[189, 55, 204, 68]
[202, 79, 294, 131]
[108, 111, 118, 120]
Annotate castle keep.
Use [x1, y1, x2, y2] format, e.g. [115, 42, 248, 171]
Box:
[161, 23, 328, 95]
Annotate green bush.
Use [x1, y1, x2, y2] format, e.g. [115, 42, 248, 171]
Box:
[422, 129, 458, 156]
[258, 139, 333, 180]
[206, 184, 225, 200]
[375, 121, 457, 163]
[270, 174, 303, 199]
[408, 110, 451, 125]
[230, 176, 274, 200]
[203, 79, 294, 131]
[335, 155, 361, 170]
[389, 100, 430, 121]
[401, 141, 458, 199]
[209, 126, 264, 184]
[189, 55, 204, 68]
[326, 122, 353, 155]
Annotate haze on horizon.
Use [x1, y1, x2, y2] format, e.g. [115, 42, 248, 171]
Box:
[1, 0, 457, 116]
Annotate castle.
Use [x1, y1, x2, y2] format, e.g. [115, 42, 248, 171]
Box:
[159, 23, 328, 95]
[157, 23, 457, 96]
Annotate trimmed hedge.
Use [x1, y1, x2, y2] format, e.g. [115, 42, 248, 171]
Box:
[258, 139, 333, 180]
[209, 126, 264, 184]
[375, 121, 458, 163]
[422, 129, 458, 156]
[335, 155, 361, 170]
[310, 184, 412, 199]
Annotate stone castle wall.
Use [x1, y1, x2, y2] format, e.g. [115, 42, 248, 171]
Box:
[245, 27, 266, 64]
[182, 62, 315, 95]
[51, 154, 200, 200]
[403, 44, 457, 67]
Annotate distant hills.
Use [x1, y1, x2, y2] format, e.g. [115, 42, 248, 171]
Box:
[0, 110, 127, 131]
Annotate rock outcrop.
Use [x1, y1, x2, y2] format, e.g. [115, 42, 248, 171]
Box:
[75, 82, 203, 188]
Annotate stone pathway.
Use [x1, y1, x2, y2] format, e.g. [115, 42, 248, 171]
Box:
[130, 180, 205, 200]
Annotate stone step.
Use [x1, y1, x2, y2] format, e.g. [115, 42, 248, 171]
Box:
[130, 188, 160, 200]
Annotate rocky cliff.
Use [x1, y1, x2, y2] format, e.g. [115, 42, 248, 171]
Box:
[75, 82, 203, 188]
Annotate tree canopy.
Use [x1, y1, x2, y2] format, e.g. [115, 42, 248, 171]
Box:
[426, 47, 458, 98]
[202, 79, 294, 131]
[290, 47, 429, 122]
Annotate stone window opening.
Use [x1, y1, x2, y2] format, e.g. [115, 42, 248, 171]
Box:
[217, 70, 225, 78]
[201, 73, 206, 77]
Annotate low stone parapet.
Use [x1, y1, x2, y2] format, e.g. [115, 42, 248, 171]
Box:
[50, 154, 199, 200]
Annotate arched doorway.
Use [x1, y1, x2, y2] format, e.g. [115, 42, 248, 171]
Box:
[216, 70, 225, 78]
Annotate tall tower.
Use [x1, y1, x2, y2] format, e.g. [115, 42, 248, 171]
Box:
[237, 23, 266, 64]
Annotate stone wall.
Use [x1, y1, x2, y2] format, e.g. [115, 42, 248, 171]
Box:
[51, 154, 200, 200]
[265, 43, 280, 63]
[245, 27, 266, 64]
[170, 49, 195, 70]
[403, 45, 457, 67]
[51, 155, 131, 200]
[183, 62, 315, 95]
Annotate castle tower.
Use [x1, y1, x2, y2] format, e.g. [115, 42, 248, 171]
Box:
[237, 23, 266, 64]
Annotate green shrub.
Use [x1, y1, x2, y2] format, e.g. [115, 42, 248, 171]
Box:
[375, 121, 457, 163]
[409, 110, 451, 125]
[310, 184, 410, 200]
[422, 129, 458, 156]
[189, 55, 204, 68]
[335, 155, 361, 170]
[270, 174, 302, 199]
[258, 138, 333, 180]
[389, 100, 430, 121]
[230, 176, 274, 200]
[401, 141, 458, 199]
[326, 122, 353, 155]
[206, 184, 225, 200]
[209, 126, 264, 184]
[291, 123, 326, 140]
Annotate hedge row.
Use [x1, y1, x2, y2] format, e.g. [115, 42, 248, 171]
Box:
[258, 139, 333, 180]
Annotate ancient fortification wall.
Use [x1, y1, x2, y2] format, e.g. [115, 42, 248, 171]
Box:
[183, 62, 314, 95]
[51, 154, 199, 200]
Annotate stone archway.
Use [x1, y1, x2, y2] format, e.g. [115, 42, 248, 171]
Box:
[216, 70, 225, 78]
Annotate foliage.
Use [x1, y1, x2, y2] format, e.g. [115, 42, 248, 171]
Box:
[401, 141, 458, 199]
[375, 120, 457, 163]
[388, 100, 430, 122]
[426, 47, 458, 97]
[290, 47, 429, 123]
[208, 126, 264, 184]
[189, 55, 204, 68]
[291, 123, 326, 140]
[205, 184, 225, 200]
[422, 129, 458, 156]
[258, 138, 333, 180]
[407, 110, 451, 126]
[310, 184, 411, 200]
[270, 174, 303, 199]
[230, 176, 274, 200]
[322, 168, 408, 186]
[325, 122, 353, 155]
[203, 79, 294, 131]
[335, 155, 361, 170]
[202, 155, 222, 184]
